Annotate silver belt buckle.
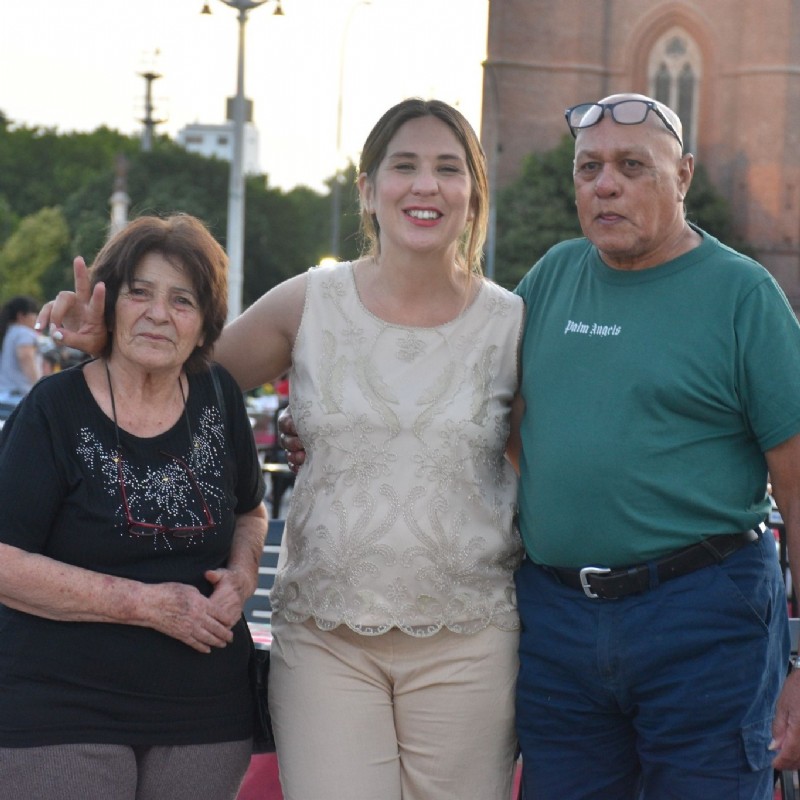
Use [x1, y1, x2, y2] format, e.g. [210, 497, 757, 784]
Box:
[579, 566, 612, 599]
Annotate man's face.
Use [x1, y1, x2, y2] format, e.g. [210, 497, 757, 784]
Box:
[573, 115, 693, 270]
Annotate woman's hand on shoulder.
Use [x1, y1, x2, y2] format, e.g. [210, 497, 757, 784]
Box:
[36, 256, 108, 355]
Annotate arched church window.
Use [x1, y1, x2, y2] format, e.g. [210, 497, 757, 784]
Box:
[647, 29, 702, 153]
[677, 64, 696, 150]
[655, 64, 671, 105]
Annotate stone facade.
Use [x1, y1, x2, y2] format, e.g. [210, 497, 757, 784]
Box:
[482, 0, 800, 304]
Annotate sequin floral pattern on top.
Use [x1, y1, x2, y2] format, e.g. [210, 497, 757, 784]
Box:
[76, 403, 227, 550]
[271, 261, 525, 636]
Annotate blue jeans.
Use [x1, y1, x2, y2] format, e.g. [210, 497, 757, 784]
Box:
[515, 529, 789, 799]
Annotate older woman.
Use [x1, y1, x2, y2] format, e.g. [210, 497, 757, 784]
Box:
[0, 215, 267, 800]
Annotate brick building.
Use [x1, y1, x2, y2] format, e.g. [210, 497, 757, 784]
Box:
[481, 0, 800, 305]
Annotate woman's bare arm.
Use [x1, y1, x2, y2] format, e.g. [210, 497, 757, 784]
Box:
[213, 273, 307, 391]
[38, 258, 309, 394]
[0, 542, 234, 653]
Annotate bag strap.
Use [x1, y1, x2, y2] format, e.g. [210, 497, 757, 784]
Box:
[209, 365, 226, 420]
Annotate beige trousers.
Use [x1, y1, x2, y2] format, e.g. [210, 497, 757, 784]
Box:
[269, 616, 519, 800]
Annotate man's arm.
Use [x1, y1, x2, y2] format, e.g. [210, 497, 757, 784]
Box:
[766, 432, 800, 769]
[0, 542, 234, 653]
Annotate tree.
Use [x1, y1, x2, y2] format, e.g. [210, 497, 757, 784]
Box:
[493, 136, 581, 289]
[0, 195, 18, 245]
[685, 163, 754, 256]
[0, 207, 69, 302]
[0, 118, 373, 308]
[0, 124, 136, 220]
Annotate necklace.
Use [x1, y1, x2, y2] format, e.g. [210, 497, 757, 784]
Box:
[103, 360, 194, 457]
[103, 361, 214, 538]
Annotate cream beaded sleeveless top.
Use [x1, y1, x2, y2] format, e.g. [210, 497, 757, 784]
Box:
[270, 261, 524, 636]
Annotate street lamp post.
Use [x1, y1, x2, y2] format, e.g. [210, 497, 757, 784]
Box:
[214, 0, 277, 323]
[330, 0, 371, 258]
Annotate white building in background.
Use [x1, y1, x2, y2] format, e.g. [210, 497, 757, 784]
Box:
[176, 119, 261, 176]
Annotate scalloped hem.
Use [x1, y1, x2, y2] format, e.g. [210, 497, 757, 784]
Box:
[274, 611, 520, 637]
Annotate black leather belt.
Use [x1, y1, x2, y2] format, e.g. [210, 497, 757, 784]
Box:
[543, 525, 764, 600]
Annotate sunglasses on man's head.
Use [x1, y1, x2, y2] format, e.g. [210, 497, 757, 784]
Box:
[564, 99, 683, 149]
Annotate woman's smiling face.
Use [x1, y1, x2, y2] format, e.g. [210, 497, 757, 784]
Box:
[359, 115, 474, 260]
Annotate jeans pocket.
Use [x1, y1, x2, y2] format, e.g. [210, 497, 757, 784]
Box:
[741, 717, 774, 771]
[718, 544, 776, 633]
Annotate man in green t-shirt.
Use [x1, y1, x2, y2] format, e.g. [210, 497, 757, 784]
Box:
[511, 93, 800, 799]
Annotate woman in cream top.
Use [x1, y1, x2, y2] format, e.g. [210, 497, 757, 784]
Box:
[272, 259, 522, 637]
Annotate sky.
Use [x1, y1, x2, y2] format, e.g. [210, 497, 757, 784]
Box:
[0, 0, 489, 192]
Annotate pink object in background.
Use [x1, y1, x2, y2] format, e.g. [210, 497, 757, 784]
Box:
[237, 754, 283, 800]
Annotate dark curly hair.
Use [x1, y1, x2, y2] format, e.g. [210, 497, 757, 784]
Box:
[90, 214, 228, 373]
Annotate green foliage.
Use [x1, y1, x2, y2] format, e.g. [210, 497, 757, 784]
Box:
[0, 125, 137, 219]
[0, 116, 759, 310]
[0, 196, 18, 244]
[129, 140, 230, 225]
[685, 164, 754, 256]
[0, 118, 360, 309]
[493, 136, 582, 289]
[0, 207, 69, 302]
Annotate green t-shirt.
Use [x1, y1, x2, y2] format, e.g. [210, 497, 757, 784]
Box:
[514, 228, 800, 567]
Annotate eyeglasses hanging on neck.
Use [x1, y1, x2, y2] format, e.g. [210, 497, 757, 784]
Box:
[113, 449, 215, 538]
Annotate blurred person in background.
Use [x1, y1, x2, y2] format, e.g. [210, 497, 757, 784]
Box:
[0, 295, 41, 406]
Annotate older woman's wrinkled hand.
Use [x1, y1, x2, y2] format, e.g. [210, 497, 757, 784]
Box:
[147, 581, 234, 654]
[205, 568, 248, 629]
